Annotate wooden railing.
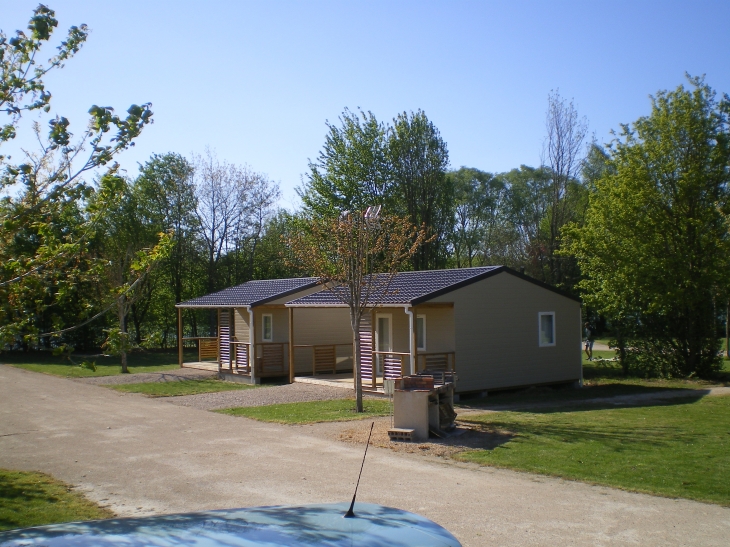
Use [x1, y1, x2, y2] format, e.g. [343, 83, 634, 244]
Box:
[369, 351, 410, 390]
[416, 351, 455, 373]
[294, 344, 353, 376]
[230, 341, 250, 373]
[254, 342, 289, 377]
[182, 337, 218, 362]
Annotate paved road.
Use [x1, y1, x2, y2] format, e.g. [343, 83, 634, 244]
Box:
[1, 365, 729, 547]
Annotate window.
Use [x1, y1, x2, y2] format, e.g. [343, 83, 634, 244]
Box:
[416, 315, 426, 351]
[262, 314, 273, 342]
[539, 312, 555, 347]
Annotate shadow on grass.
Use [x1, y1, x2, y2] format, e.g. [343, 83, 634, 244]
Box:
[457, 382, 705, 412]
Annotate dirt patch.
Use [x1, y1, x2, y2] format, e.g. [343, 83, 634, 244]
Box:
[313, 416, 513, 459]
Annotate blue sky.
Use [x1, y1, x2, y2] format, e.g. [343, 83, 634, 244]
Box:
[4, 1, 729, 208]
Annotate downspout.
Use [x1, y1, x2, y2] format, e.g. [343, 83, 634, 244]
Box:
[578, 310, 584, 388]
[405, 306, 415, 375]
[248, 306, 255, 379]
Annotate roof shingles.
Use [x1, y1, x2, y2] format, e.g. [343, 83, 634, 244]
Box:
[177, 278, 320, 308]
[287, 266, 502, 306]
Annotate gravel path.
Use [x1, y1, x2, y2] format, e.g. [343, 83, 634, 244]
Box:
[166, 381, 356, 410]
[76, 368, 216, 385]
[4, 364, 730, 547]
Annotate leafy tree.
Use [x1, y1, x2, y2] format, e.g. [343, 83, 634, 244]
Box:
[448, 167, 510, 268]
[299, 109, 391, 218]
[389, 110, 452, 270]
[566, 76, 730, 377]
[287, 211, 430, 411]
[135, 153, 199, 345]
[0, 5, 153, 347]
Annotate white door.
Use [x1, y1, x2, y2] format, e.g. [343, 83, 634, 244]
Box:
[375, 314, 392, 376]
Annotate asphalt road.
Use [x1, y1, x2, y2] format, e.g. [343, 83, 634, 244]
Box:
[1, 365, 728, 546]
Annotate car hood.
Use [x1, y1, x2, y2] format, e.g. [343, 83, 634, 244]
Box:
[0, 502, 462, 546]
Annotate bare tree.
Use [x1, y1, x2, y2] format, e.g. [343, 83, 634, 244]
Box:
[543, 91, 587, 285]
[287, 209, 430, 412]
[192, 149, 256, 294]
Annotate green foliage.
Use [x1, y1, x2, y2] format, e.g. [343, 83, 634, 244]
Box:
[218, 398, 390, 424]
[0, 6, 153, 348]
[0, 469, 113, 531]
[566, 76, 730, 377]
[299, 108, 451, 270]
[459, 396, 730, 506]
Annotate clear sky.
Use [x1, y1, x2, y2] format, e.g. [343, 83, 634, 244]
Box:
[4, 0, 729, 209]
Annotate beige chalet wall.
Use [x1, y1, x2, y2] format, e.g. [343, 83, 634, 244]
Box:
[291, 307, 353, 373]
[412, 306, 454, 354]
[253, 307, 289, 344]
[429, 271, 581, 392]
[233, 308, 250, 343]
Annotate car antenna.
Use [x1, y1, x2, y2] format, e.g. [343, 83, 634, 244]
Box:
[344, 421, 374, 518]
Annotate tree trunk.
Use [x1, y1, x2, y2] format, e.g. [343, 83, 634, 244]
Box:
[351, 311, 363, 413]
[118, 295, 129, 374]
[725, 302, 730, 357]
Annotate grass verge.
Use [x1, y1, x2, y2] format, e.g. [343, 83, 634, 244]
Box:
[1, 350, 193, 378]
[0, 469, 113, 531]
[109, 378, 256, 397]
[218, 398, 390, 424]
[457, 395, 730, 505]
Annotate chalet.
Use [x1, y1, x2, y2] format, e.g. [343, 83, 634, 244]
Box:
[176, 266, 582, 394]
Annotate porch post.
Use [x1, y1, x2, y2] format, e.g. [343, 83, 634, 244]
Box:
[248, 307, 255, 380]
[217, 308, 222, 373]
[288, 307, 295, 384]
[406, 306, 415, 375]
[177, 307, 183, 368]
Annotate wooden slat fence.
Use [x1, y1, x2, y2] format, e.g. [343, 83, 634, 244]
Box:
[218, 310, 230, 369]
[359, 313, 374, 389]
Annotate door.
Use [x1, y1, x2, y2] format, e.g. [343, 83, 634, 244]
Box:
[375, 314, 392, 376]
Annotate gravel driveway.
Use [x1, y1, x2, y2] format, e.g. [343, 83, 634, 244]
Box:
[2, 365, 730, 547]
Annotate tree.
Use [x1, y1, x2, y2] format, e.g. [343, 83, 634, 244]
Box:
[287, 211, 429, 412]
[542, 91, 588, 288]
[389, 110, 452, 270]
[0, 5, 153, 346]
[448, 167, 509, 268]
[299, 109, 391, 218]
[135, 153, 199, 345]
[566, 76, 730, 377]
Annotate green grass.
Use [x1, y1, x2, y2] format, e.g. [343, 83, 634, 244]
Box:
[218, 398, 391, 424]
[1, 350, 194, 378]
[458, 395, 730, 505]
[109, 378, 256, 397]
[0, 469, 113, 531]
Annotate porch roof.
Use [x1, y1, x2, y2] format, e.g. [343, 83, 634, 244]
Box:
[286, 266, 503, 307]
[176, 277, 321, 308]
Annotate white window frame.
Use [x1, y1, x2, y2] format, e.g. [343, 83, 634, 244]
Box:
[538, 312, 555, 347]
[262, 313, 273, 342]
[416, 314, 427, 351]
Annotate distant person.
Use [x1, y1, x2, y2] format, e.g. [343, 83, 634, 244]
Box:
[584, 322, 594, 361]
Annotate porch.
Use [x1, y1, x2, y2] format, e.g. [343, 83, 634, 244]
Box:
[176, 303, 456, 393]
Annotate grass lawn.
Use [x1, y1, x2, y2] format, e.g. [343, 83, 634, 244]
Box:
[0, 469, 113, 531]
[218, 398, 391, 424]
[457, 395, 730, 505]
[0, 350, 194, 378]
[109, 378, 256, 397]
